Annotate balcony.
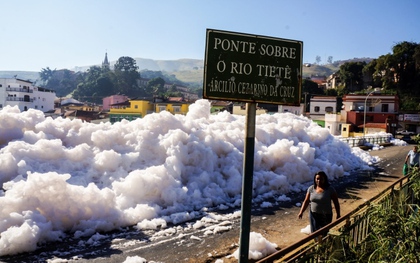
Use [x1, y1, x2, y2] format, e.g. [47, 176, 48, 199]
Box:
[6, 97, 33, 102]
[6, 87, 33, 93]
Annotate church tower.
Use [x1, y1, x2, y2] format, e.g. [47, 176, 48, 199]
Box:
[102, 52, 110, 69]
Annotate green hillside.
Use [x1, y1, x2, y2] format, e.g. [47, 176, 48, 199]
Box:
[0, 58, 370, 88]
[0, 71, 40, 82]
[170, 64, 340, 84]
[302, 64, 337, 78]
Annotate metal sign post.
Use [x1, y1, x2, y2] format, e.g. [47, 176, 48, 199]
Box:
[239, 102, 256, 262]
[203, 29, 303, 262]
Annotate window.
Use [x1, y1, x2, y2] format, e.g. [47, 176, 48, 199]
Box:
[381, 104, 388, 112]
[325, 106, 333, 113]
[314, 106, 320, 112]
[159, 106, 166, 112]
[134, 105, 138, 109]
[173, 106, 181, 113]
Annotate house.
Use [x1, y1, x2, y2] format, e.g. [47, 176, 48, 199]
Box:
[309, 96, 342, 127]
[310, 75, 327, 90]
[0, 78, 56, 112]
[64, 110, 108, 122]
[209, 100, 233, 114]
[278, 104, 305, 116]
[155, 100, 190, 115]
[108, 98, 152, 123]
[257, 103, 280, 114]
[325, 72, 342, 90]
[341, 93, 399, 134]
[108, 97, 191, 123]
[53, 97, 106, 122]
[398, 112, 420, 134]
[232, 104, 268, 115]
[137, 78, 199, 101]
[103, 94, 129, 111]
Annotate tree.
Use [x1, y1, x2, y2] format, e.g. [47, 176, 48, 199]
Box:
[362, 59, 378, 88]
[301, 79, 324, 112]
[414, 45, 420, 70]
[146, 77, 165, 97]
[39, 67, 56, 83]
[315, 55, 321, 65]
[39, 67, 81, 97]
[165, 84, 182, 97]
[58, 73, 77, 96]
[338, 61, 367, 92]
[392, 41, 419, 94]
[72, 66, 102, 101]
[114, 56, 141, 97]
[325, 89, 338, 96]
[302, 79, 324, 95]
[114, 56, 139, 72]
[327, 56, 333, 64]
[72, 66, 117, 103]
[372, 54, 397, 90]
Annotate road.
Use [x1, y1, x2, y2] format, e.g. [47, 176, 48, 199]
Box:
[0, 144, 413, 263]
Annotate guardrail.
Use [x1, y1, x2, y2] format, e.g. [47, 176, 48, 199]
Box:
[256, 172, 418, 263]
[338, 135, 393, 147]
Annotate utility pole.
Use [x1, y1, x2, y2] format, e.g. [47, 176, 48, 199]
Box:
[303, 92, 309, 115]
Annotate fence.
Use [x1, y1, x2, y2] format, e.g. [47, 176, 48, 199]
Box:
[256, 172, 419, 263]
[338, 134, 393, 147]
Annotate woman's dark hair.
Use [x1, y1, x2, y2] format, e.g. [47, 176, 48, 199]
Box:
[313, 171, 330, 189]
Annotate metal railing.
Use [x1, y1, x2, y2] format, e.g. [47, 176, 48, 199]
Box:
[338, 135, 392, 147]
[256, 172, 418, 263]
[6, 87, 33, 93]
[5, 97, 33, 102]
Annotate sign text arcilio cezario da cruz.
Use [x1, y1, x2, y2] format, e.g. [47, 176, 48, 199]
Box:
[203, 29, 303, 105]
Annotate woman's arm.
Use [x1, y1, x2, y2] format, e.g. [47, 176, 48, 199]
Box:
[298, 191, 310, 219]
[331, 191, 341, 219]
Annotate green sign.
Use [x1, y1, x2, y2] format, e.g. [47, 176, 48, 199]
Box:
[203, 29, 303, 105]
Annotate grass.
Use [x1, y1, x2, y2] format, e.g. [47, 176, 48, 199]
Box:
[326, 171, 420, 262]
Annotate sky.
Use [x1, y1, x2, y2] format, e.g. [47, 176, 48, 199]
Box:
[0, 99, 408, 262]
[1, 0, 419, 72]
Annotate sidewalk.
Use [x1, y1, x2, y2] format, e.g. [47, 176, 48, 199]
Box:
[253, 144, 412, 253]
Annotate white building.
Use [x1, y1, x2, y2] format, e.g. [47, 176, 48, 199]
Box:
[0, 78, 56, 112]
[278, 104, 305, 115]
[232, 105, 267, 115]
[309, 96, 341, 120]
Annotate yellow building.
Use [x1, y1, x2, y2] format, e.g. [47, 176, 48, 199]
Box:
[155, 102, 189, 115]
[109, 99, 153, 123]
[109, 98, 190, 123]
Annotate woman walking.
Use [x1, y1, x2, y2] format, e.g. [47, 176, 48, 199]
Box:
[298, 171, 341, 239]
